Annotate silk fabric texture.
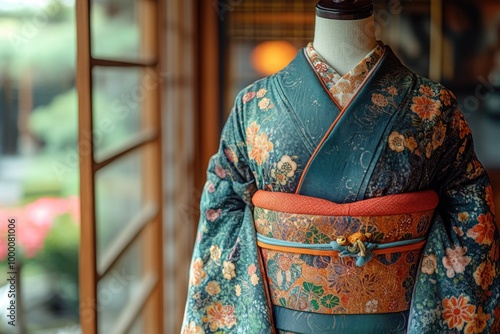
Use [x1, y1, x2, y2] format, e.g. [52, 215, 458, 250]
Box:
[181, 43, 500, 333]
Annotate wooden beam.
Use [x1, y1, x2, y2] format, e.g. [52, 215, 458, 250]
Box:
[76, 0, 97, 333]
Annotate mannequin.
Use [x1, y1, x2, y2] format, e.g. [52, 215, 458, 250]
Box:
[313, 0, 378, 75]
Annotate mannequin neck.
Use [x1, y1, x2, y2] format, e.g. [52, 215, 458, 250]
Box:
[313, 15, 378, 75]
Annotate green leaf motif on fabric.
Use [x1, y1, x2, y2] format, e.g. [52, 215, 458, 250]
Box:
[313, 233, 331, 244]
[320, 294, 340, 308]
[303, 282, 324, 296]
[311, 299, 320, 311]
[279, 297, 287, 307]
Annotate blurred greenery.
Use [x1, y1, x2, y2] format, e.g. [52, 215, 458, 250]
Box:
[0, 0, 142, 331]
[38, 214, 80, 313]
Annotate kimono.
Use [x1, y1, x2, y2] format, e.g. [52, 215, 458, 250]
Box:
[181, 42, 500, 334]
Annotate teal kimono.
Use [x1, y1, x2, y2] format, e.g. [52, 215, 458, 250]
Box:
[181, 45, 499, 333]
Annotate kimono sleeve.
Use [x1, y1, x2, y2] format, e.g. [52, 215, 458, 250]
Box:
[409, 106, 500, 333]
[181, 99, 274, 333]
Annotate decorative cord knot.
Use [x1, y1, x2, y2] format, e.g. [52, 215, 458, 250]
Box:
[330, 240, 378, 266]
[331, 232, 378, 266]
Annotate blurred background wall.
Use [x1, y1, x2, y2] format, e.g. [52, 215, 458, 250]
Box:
[0, 0, 498, 333]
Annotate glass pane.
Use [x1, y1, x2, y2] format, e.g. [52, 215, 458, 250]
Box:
[127, 315, 144, 334]
[92, 67, 152, 158]
[97, 238, 144, 334]
[0, 1, 80, 332]
[95, 151, 143, 258]
[91, 0, 148, 61]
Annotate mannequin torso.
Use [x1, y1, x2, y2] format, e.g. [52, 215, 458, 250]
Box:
[313, 15, 378, 75]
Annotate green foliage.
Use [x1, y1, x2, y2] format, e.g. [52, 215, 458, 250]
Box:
[38, 214, 79, 282]
[29, 89, 78, 153]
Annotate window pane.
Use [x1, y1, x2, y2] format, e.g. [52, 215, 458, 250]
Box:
[97, 238, 143, 334]
[0, 1, 80, 332]
[92, 67, 157, 158]
[127, 315, 144, 334]
[95, 150, 143, 258]
[91, 0, 149, 62]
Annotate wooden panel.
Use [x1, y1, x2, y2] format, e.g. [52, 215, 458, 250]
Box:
[429, 0, 443, 82]
[140, 0, 164, 332]
[163, 1, 198, 332]
[77, 0, 165, 332]
[197, 0, 221, 189]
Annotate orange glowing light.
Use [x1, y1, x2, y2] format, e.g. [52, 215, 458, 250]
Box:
[251, 40, 298, 76]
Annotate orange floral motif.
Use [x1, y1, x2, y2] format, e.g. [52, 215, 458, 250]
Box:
[388, 131, 405, 152]
[458, 212, 470, 222]
[372, 93, 389, 107]
[249, 133, 274, 166]
[490, 241, 499, 262]
[453, 226, 464, 237]
[202, 302, 237, 331]
[442, 295, 476, 331]
[387, 86, 398, 95]
[404, 136, 417, 152]
[467, 213, 495, 246]
[466, 160, 484, 180]
[205, 281, 221, 296]
[419, 85, 435, 96]
[411, 96, 441, 120]
[485, 185, 495, 214]
[190, 258, 206, 286]
[432, 122, 447, 149]
[426, 142, 432, 159]
[464, 306, 491, 334]
[442, 246, 471, 278]
[453, 112, 471, 139]
[245, 121, 260, 145]
[440, 89, 452, 106]
[473, 260, 495, 290]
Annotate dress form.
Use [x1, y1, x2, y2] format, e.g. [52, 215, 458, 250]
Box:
[313, 0, 378, 75]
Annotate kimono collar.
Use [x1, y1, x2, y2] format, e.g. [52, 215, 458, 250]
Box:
[305, 42, 385, 107]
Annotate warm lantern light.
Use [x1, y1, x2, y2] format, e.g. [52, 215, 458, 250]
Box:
[251, 40, 298, 76]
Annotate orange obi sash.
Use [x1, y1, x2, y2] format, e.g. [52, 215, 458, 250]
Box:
[252, 190, 439, 315]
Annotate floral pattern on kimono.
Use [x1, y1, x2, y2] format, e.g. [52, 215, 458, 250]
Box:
[182, 43, 499, 334]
